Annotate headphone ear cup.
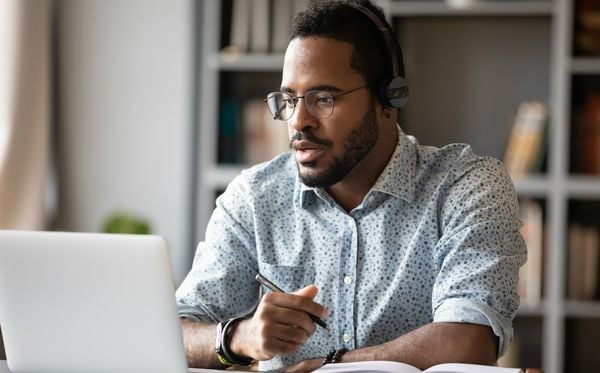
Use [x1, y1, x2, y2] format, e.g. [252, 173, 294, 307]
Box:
[380, 75, 408, 108]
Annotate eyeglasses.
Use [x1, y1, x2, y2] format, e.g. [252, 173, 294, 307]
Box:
[264, 85, 368, 121]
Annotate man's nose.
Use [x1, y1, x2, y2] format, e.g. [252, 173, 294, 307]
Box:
[287, 97, 317, 132]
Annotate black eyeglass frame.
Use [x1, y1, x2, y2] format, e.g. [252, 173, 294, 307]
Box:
[264, 85, 369, 121]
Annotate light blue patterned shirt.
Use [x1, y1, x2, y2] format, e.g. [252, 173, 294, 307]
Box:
[176, 126, 526, 370]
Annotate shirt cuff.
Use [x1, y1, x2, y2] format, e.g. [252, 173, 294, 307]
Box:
[433, 298, 513, 358]
[177, 302, 219, 324]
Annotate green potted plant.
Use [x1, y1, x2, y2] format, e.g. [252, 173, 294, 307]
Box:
[102, 212, 151, 234]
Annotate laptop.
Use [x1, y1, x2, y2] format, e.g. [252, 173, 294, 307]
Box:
[0, 230, 189, 373]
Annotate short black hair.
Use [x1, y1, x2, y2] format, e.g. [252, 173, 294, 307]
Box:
[290, 0, 404, 100]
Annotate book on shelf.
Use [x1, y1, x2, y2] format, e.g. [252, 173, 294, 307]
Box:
[568, 223, 599, 300]
[518, 199, 544, 306]
[572, 94, 600, 174]
[574, 30, 600, 56]
[503, 101, 547, 181]
[271, 0, 294, 52]
[575, 0, 600, 55]
[241, 98, 290, 165]
[313, 360, 523, 373]
[226, 0, 307, 54]
[219, 98, 242, 164]
[229, 0, 251, 53]
[250, 0, 270, 53]
[582, 225, 599, 299]
[569, 223, 584, 299]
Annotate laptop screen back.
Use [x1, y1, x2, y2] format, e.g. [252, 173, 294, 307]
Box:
[0, 230, 188, 373]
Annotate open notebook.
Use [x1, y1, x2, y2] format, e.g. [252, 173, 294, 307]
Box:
[314, 361, 523, 373]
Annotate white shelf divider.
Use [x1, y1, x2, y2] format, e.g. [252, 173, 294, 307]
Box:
[570, 57, 600, 74]
[204, 165, 246, 189]
[566, 176, 600, 198]
[208, 53, 285, 72]
[387, 0, 553, 17]
[565, 301, 600, 319]
[514, 175, 552, 197]
[517, 301, 547, 317]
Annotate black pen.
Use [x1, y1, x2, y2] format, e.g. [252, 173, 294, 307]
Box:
[255, 273, 330, 331]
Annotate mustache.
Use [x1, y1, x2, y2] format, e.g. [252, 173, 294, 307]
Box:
[289, 131, 333, 149]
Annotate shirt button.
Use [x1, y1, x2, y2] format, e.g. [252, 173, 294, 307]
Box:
[343, 333, 352, 343]
[343, 276, 352, 284]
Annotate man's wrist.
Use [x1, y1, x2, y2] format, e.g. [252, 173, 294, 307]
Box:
[215, 318, 254, 366]
[227, 318, 253, 361]
[323, 348, 349, 365]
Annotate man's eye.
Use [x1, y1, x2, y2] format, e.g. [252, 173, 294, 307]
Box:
[314, 94, 331, 104]
[316, 98, 331, 107]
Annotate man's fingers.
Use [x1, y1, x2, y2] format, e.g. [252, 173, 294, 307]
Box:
[291, 284, 319, 299]
[244, 288, 330, 360]
[264, 322, 313, 345]
[291, 285, 330, 320]
[262, 291, 329, 321]
[258, 299, 317, 337]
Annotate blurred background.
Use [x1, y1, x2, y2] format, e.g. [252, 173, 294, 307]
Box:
[1, 0, 599, 372]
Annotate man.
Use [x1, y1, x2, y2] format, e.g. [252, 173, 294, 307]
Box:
[176, 0, 526, 371]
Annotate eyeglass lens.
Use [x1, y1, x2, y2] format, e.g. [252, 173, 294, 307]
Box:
[266, 91, 334, 121]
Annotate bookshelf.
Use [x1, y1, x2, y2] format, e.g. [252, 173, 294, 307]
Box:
[194, 1, 600, 372]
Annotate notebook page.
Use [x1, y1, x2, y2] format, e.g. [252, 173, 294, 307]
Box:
[424, 363, 523, 373]
[313, 360, 422, 373]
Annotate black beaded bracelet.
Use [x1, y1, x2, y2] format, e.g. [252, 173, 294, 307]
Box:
[322, 348, 349, 365]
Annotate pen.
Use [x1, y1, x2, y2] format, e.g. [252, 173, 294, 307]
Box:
[255, 273, 330, 331]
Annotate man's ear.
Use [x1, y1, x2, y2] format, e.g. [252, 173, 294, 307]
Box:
[381, 106, 392, 119]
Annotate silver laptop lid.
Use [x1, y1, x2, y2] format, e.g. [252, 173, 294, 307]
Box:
[0, 230, 188, 373]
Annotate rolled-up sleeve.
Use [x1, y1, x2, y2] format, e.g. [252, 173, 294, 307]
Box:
[176, 172, 260, 322]
[432, 156, 527, 357]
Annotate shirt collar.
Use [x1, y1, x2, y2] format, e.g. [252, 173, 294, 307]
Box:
[296, 125, 416, 209]
[371, 125, 416, 202]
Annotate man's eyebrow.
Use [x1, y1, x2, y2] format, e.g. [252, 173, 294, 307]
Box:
[280, 85, 343, 94]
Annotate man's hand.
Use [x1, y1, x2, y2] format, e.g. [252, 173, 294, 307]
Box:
[229, 284, 329, 361]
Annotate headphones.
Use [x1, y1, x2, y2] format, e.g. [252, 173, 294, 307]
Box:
[346, 2, 409, 109]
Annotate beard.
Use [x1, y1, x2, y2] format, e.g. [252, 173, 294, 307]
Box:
[293, 104, 379, 188]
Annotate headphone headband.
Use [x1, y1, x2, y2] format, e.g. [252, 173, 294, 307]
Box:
[345, 3, 399, 79]
[345, 2, 408, 108]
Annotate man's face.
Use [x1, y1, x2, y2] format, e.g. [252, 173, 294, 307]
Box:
[282, 36, 379, 188]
